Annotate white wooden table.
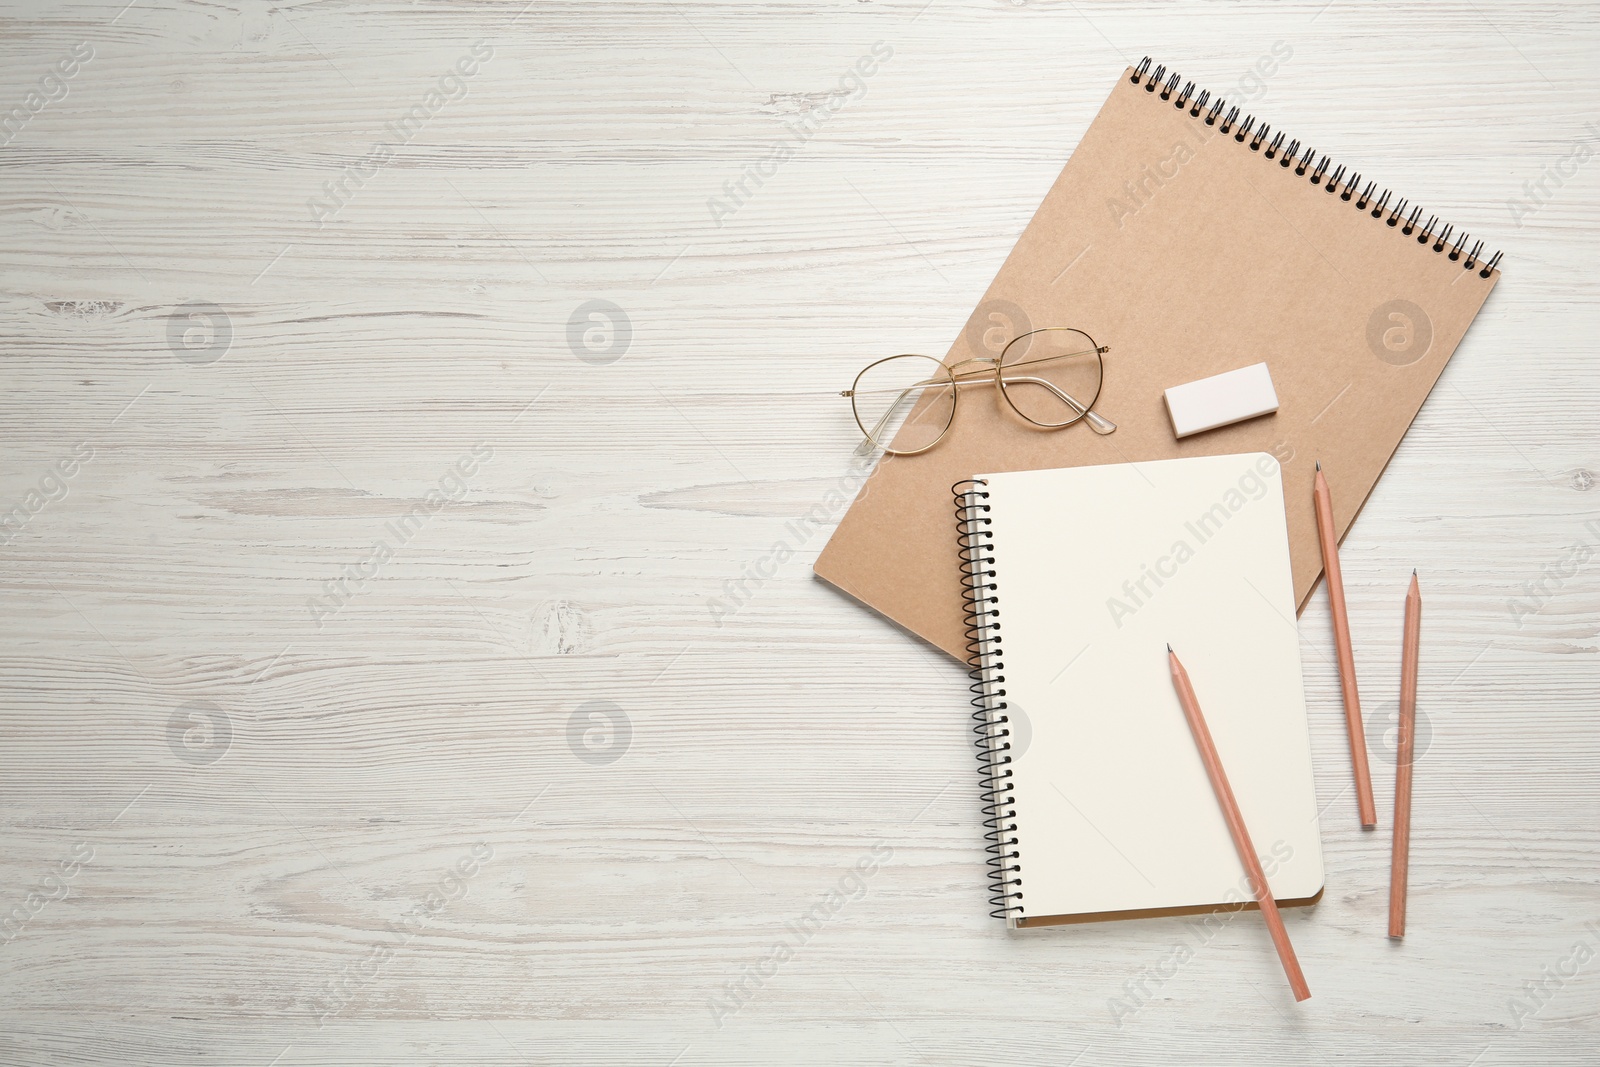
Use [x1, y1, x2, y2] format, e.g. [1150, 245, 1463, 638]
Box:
[3, 1, 1596, 1063]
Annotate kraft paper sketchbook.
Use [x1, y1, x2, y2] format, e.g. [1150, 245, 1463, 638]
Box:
[815, 59, 1501, 661]
[956, 455, 1324, 927]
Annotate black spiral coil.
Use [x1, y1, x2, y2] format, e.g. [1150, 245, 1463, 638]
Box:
[1132, 58, 1503, 278]
[953, 478, 1022, 920]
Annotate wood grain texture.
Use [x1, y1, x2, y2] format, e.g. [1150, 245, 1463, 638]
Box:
[2, 0, 1597, 1063]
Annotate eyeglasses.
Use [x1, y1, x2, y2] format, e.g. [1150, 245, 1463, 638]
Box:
[841, 327, 1115, 456]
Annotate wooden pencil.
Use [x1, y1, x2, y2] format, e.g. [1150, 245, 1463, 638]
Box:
[1389, 571, 1422, 939]
[1167, 646, 1312, 1002]
[1313, 462, 1378, 829]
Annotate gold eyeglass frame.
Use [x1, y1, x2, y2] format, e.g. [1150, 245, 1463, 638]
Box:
[841, 327, 1114, 456]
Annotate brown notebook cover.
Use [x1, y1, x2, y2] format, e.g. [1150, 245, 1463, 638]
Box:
[816, 60, 1500, 661]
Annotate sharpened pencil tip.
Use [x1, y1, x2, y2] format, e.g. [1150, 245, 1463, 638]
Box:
[1315, 460, 1321, 471]
[1166, 643, 1172, 652]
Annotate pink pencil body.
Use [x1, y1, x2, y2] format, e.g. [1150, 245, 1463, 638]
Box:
[1389, 573, 1421, 938]
[1314, 464, 1377, 829]
[1168, 647, 1311, 1002]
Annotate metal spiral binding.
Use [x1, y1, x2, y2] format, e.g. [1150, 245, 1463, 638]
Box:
[1130, 57, 1501, 277]
[953, 478, 1022, 920]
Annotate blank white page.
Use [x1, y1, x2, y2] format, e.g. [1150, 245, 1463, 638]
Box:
[980, 453, 1323, 925]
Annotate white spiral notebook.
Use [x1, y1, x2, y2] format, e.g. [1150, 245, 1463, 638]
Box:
[954, 454, 1325, 928]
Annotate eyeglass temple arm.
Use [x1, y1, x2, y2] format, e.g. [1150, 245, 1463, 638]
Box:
[845, 348, 1104, 401]
[981, 346, 1112, 433]
[945, 346, 1106, 382]
[855, 381, 946, 454]
[909, 369, 1110, 428]
[1005, 375, 1117, 434]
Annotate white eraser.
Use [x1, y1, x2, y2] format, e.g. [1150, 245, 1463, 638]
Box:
[1163, 362, 1279, 438]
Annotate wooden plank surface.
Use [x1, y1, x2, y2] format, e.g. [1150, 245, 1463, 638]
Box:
[1, 1, 1597, 1063]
